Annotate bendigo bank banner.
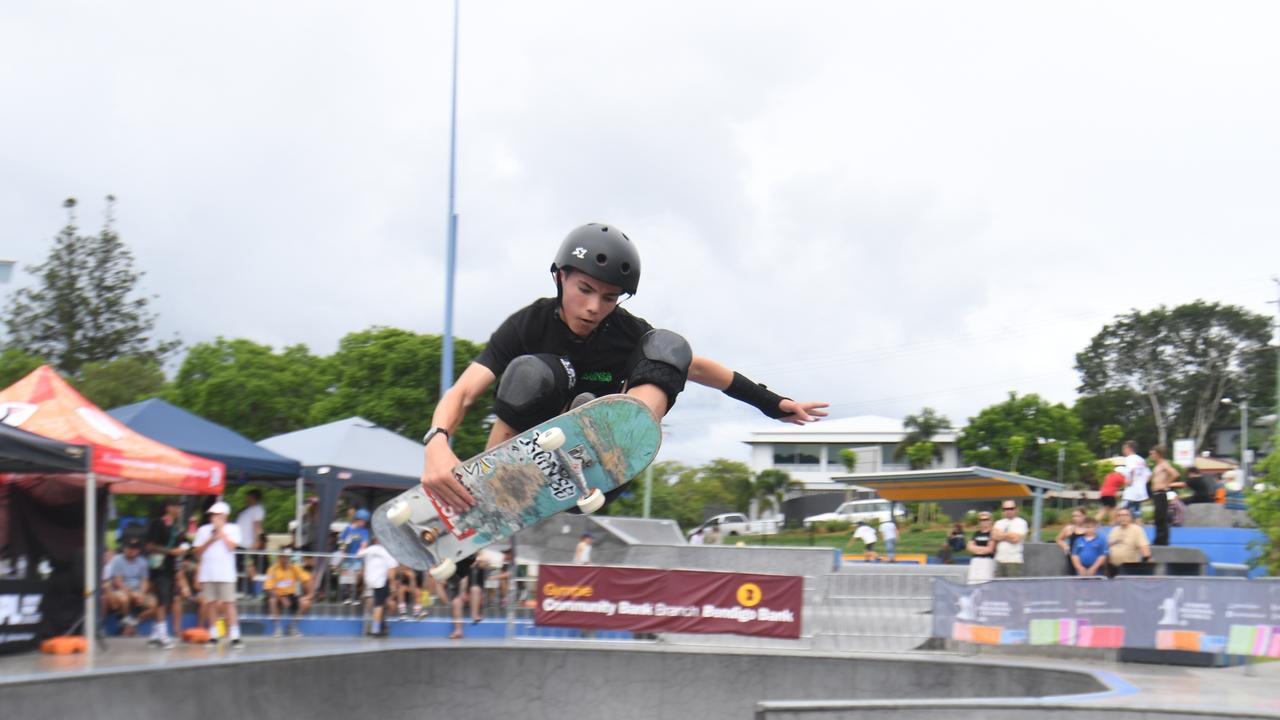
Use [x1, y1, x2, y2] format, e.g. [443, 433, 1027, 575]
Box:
[536, 564, 803, 639]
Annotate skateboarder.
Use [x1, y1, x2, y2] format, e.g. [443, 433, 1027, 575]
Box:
[421, 222, 827, 512]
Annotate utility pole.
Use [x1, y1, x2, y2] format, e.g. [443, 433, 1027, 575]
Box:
[1272, 278, 1280, 431]
[440, 0, 462, 399]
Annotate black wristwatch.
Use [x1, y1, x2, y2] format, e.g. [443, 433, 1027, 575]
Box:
[422, 427, 450, 446]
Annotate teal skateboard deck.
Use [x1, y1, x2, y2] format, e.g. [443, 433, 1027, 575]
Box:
[372, 394, 660, 578]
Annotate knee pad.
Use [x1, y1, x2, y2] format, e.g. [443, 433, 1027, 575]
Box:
[494, 354, 577, 432]
[626, 329, 692, 408]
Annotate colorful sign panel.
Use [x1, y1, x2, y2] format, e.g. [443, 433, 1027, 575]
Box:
[934, 577, 1280, 658]
[536, 564, 803, 639]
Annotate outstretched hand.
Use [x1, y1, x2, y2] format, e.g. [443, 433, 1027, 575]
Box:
[777, 399, 829, 425]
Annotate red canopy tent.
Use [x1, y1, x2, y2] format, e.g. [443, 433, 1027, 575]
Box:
[0, 366, 225, 494]
[0, 365, 225, 653]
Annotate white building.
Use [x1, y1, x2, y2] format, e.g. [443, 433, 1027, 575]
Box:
[744, 415, 960, 491]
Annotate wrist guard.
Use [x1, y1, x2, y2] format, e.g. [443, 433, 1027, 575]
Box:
[725, 372, 789, 419]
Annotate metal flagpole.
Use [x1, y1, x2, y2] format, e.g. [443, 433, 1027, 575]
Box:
[84, 448, 96, 661]
[440, 0, 461, 398]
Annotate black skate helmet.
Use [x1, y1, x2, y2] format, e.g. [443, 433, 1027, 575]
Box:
[550, 223, 641, 295]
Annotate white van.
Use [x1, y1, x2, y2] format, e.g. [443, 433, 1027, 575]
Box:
[802, 499, 905, 527]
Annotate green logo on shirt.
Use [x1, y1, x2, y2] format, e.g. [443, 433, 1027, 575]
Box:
[580, 371, 613, 383]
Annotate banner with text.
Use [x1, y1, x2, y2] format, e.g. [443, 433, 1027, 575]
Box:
[536, 564, 803, 639]
[933, 577, 1280, 657]
[0, 579, 48, 656]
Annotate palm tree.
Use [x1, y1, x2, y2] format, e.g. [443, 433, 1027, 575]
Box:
[895, 407, 951, 467]
[752, 469, 794, 518]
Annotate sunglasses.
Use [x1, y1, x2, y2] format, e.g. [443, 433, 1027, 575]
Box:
[1002, 506, 1017, 511]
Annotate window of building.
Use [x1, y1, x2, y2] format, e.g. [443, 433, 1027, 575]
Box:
[773, 444, 821, 466]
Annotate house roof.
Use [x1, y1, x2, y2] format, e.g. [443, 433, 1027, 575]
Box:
[746, 415, 958, 445]
[830, 466, 1065, 501]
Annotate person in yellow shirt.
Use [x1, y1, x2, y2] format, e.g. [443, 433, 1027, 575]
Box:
[1106, 508, 1152, 577]
[265, 554, 313, 637]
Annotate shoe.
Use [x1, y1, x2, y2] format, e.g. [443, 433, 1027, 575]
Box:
[272, 628, 283, 638]
[122, 616, 138, 627]
[205, 638, 219, 648]
[230, 638, 244, 650]
[161, 637, 176, 650]
[289, 627, 303, 638]
[146, 637, 163, 647]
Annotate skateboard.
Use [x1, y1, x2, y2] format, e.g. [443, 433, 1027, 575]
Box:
[372, 394, 661, 580]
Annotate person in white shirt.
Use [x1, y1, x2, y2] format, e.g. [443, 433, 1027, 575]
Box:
[1120, 440, 1150, 517]
[849, 521, 878, 562]
[235, 490, 266, 596]
[194, 501, 243, 647]
[688, 528, 705, 546]
[573, 533, 594, 564]
[991, 501, 1029, 577]
[358, 538, 399, 637]
[878, 518, 899, 563]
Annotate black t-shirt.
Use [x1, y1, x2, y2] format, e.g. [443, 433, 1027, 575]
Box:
[970, 530, 993, 555]
[476, 298, 655, 398]
[146, 517, 182, 575]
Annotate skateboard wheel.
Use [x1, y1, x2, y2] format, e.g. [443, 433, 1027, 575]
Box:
[429, 558, 456, 582]
[576, 488, 605, 514]
[536, 427, 565, 451]
[386, 501, 413, 527]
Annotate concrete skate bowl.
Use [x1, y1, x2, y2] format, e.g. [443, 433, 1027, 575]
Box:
[0, 645, 1266, 720]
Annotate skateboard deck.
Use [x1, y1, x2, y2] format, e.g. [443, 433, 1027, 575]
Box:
[372, 394, 660, 577]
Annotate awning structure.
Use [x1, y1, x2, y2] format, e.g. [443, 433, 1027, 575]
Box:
[835, 466, 1066, 502]
[832, 466, 1066, 539]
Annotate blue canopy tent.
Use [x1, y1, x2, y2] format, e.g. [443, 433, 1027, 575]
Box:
[257, 417, 424, 551]
[107, 399, 301, 480]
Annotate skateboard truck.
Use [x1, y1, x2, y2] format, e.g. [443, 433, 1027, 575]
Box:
[385, 500, 458, 581]
[536, 428, 605, 513]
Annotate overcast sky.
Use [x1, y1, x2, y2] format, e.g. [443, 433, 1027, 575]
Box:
[3, 1, 1279, 466]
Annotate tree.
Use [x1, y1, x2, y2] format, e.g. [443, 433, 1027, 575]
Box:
[752, 468, 794, 517]
[1097, 424, 1125, 458]
[0, 348, 46, 390]
[905, 441, 936, 470]
[1074, 389, 1158, 458]
[838, 449, 858, 472]
[166, 338, 332, 440]
[308, 327, 493, 459]
[1246, 437, 1280, 575]
[77, 355, 165, 409]
[4, 197, 178, 375]
[1075, 302, 1273, 452]
[895, 407, 951, 465]
[957, 392, 1096, 484]
[603, 460, 691, 523]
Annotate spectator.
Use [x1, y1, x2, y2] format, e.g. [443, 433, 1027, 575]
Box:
[144, 498, 188, 649]
[1055, 508, 1089, 575]
[573, 533, 594, 564]
[1106, 507, 1152, 576]
[1120, 440, 1151, 517]
[1183, 468, 1215, 505]
[848, 521, 877, 562]
[265, 554, 312, 637]
[194, 501, 243, 648]
[991, 501, 1028, 578]
[939, 523, 967, 564]
[878, 518, 898, 563]
[391, 566, 422, 618]
[447, 556, 487, 640]
[338, 509, 370, 605]
[1098, 463, 1126, 525]
[688, 527, 705, 545]
[235, 489, 266, 595]
[359, 537, 398, 637]
[704, 523, 722, 545]
[1070, 517, 1108, 577]
[966, 512, 997, 583]
[104, 538, 156, 636]
[1148, 445, 1180, 546]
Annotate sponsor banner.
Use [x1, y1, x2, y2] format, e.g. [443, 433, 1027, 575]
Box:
[536, 564, 803, 639]
[0, 579, 47, 655]
[933, 577, 1280, 657]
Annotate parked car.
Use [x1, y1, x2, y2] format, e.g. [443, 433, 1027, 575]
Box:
[802, 499, 905, 527]
[686, 513, 780, 541]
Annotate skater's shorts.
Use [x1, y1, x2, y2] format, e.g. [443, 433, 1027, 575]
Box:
[1100, 495, 1117, 508]
[373, 585, 391, 606]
